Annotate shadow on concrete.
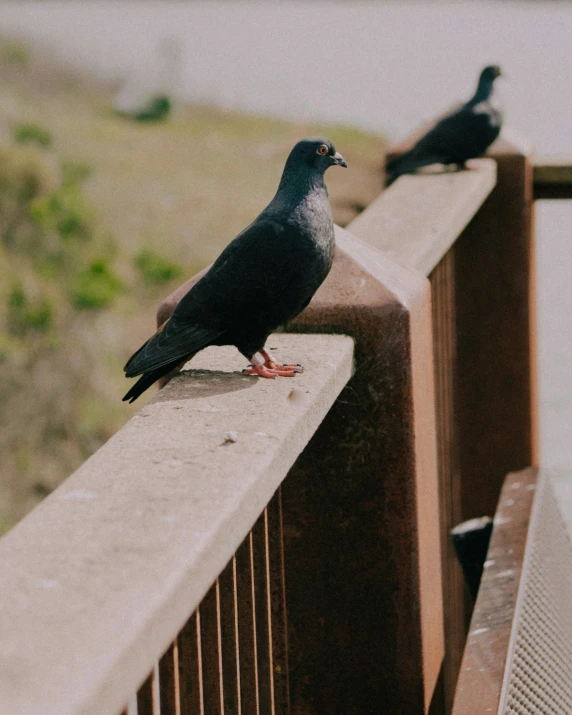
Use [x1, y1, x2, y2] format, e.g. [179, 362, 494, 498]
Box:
[153, 369, 257, 402]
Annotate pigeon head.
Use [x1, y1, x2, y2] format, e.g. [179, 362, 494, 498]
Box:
[284, 137, 348, 175]
[473, 65, 502, 102]
[480, 65, 502, 83]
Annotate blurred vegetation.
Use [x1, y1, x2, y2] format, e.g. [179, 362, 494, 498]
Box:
[71, 259, 123, 310]
[0, 135, 127, 533]
[0, 40, 29, 66]
[134, 248, 183, 285]
[13, 122, 53, 147]
[0, 38, 386, 533]
[122, 96, 172, 123]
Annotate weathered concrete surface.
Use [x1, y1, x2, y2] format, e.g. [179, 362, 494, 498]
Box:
[0, 334, 353, 715]
[349, 158, 496, 276]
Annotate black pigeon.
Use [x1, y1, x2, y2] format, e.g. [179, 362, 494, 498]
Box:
[123, 137, 347, 403]
[385, 65, 503, 186]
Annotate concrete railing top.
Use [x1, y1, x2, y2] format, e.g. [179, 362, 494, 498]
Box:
[0, 135, 532, 715]
[0, 334, 353, 715]
[350, 158, 496, 276]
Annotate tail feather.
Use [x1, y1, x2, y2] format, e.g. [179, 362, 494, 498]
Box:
[122, 359, 182, 403]
[385, 151, 408, 174]
[385, 152, 445, 187]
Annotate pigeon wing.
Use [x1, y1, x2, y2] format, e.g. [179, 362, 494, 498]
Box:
[124, 317, 224, 377]
[410, 105, 499, 162]
[125, 219, 308, 378]
[186, 218, 311, 323]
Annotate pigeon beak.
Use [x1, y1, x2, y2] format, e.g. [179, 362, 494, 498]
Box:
[332, 152, 348, 168]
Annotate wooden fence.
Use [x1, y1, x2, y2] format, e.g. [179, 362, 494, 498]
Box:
[0, 130, 545, 714]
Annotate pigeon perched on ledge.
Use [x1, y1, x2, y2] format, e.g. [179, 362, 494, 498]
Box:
[385, 65, 503, 186]
[123, 137, 347, 403]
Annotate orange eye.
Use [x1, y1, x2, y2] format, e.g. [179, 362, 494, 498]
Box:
[317, 145, 328, 155]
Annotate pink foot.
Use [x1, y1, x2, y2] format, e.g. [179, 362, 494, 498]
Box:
[243, 349, 304, 378]
[260, 348, 304, 372]
[243, 364, 300, 378]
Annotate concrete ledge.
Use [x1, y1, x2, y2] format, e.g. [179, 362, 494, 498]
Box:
[349, 158, 496, 276]
[0, 334, 354, 715]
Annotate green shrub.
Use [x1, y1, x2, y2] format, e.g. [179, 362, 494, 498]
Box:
[13, 123, 52, 148]
[7, 284, 53, 335]
[71, 258, 122, 310]
[134, 248, 183, 285]
[0, 147, 59, 249]
[29, 184, 92, 241]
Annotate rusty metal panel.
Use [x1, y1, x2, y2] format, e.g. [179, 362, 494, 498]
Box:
[452, 467, 537, 714]
[500, 470, 572, 714]
[388, 127, 536, 711]
[284, 228, 443, 713]
[454, 138, 536, 522]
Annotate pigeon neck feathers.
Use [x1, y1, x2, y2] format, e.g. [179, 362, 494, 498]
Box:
[269, 161, 329, 216]
[470, 75, 497, 105]
[277, 159, 328, 195]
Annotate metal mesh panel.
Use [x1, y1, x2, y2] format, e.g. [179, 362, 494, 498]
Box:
[501, 473, 572, 714]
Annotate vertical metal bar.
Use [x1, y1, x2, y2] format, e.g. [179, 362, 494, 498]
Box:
[233, 556, 242, 715]
[251, 511, 274, 714]
[137, 669, 158, 715]
[235, 534, 259, 714]
[199, 582, 224, 714]
[159, 641, 179, 715]
[219, 557, 241, 713]
[267, 490, 290, 714]
[178, 612, 203, 714]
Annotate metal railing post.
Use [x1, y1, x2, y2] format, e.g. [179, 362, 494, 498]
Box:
[283, 227, 443, 714]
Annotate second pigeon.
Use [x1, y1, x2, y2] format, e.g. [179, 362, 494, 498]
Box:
[385, 65, 503, 186]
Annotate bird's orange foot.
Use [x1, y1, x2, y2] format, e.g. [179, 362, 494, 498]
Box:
[260, 348, 304, 373]
[243, 349, 304, 378]
[243, 364, 301, 378]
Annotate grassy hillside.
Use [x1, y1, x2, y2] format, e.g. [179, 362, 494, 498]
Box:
[0, 40, 386, 532]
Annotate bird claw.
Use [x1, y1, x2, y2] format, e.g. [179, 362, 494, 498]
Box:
[243, 364, 301, 378]
[259, 349, 304, 373]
